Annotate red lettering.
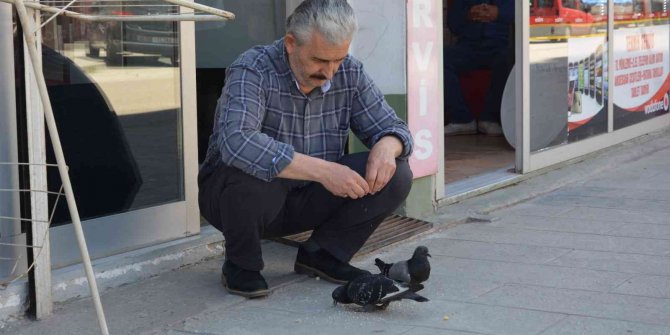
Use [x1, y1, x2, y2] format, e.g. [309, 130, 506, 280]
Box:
[641, 84, 649, 95]
[641, 33, 654, 50]
[632, 86, 640, 97]
[627, 35, 640, 51]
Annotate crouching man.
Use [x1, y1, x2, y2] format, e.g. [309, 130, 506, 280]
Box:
[198, 0, 413, 298]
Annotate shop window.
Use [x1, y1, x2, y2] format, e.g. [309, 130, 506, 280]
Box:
[613, 0, 670, 129]
[529, 0, 609, 151]
[39, 3, 184, 225]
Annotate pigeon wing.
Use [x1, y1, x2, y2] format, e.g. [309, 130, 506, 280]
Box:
[349, 275, 394, 306]
[380, 285, 429, 304]
[407, 257, 431, 283]
[388, 261, 412, 283]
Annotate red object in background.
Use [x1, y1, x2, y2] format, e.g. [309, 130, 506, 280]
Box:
[458, 69, 491, 120]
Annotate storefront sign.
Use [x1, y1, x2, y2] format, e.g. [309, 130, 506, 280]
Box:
[407, 0, 440, 178]
[613, 25, 670, 129]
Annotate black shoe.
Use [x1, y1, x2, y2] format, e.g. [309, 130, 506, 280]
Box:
[294, 245, 371, 284]
[221, 260, 270, 298]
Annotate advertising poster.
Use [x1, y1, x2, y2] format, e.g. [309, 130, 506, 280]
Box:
[613, 25, 670, 129]
[567, 35, 608, 142]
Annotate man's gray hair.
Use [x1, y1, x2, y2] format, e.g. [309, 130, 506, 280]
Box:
[287, 0, 358, 45]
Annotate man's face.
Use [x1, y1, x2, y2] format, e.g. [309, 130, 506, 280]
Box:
[285, 31, 351, 94]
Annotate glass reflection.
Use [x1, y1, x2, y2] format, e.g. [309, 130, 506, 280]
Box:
[613, 0, 670, 129]
[529, 0, 608, 152]
[36, 3, 183, 225]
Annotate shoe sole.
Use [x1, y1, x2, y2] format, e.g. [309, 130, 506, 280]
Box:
[445, 129, 477, 136]
[479, 131, 503, 137]
[294, 262, 348, 285]
[221, 274, 271, 299]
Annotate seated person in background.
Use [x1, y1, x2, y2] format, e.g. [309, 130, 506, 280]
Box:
[444, 0, 514, 136]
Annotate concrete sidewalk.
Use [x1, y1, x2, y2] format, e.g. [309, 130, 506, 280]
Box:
[3, 130, 670, 335]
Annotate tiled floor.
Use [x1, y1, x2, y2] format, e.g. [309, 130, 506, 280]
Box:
[444, 134, 515, 184]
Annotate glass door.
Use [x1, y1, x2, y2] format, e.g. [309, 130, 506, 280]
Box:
[22, 3, 198, 268]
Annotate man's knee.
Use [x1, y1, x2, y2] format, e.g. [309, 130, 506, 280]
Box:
[384, 159, 413, 204]
[203, 166, 287, 226]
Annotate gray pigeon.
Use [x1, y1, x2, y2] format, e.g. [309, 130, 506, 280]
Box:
[374, 246, 431, 285]
[331, 274, 429, 311]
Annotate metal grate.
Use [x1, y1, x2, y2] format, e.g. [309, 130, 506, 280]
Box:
[272, 215, 433, 256]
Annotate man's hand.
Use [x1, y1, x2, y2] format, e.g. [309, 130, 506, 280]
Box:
[366, 136, 403, 194]
[320, 163, 370, 199]
[469, 4, 499, 23]
[279, 153, 370, 198]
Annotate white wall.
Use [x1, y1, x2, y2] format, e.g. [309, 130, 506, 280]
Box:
[348, 0, 406, 95]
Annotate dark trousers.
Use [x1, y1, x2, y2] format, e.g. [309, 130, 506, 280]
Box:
[444, 42, 513, 124]
[198, 152, 413, 271]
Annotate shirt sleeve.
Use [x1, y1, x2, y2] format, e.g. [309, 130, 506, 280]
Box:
[215, 65, 294, 181]
[497, 0, 514, 25]
[447, 0, 468, 36]
[350, 66, 414, 160]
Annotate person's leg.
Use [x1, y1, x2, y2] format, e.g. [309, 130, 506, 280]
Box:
[480, 46, 513, 124]
[199, 165, 289, 271]
[444, 44, 480, 125]
[263, 152, 413, 282]
[305, 153, 412, 261]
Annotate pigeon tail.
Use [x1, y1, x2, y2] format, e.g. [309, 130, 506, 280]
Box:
[374, 258, 392, 276]
[404, 292, 429, 302]
[408, 283, 425, 293]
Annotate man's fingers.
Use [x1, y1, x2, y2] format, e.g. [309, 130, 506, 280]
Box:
[365, 165, 378, 191]
[373, 168, 393, 193]
[356, 173, 371, 195]
[376, 175, 388, 193]
[347, 181, 367, 199]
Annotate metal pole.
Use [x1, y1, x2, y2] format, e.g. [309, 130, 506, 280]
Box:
[13, 1, 109, 334]
[0, 2, 23, 281]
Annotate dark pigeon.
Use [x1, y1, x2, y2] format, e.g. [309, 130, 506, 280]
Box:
[332, 274, 429, 311]
[375, 246, 431, 285]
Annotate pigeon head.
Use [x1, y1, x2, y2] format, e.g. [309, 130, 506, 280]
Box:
[413, 246, 431, 258]
[332, 285, 352, 305]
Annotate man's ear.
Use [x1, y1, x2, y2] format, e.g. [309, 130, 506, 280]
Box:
[285, 33, 296, 55]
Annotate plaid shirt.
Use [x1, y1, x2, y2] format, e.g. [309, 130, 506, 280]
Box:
[201, 38, 413, 182]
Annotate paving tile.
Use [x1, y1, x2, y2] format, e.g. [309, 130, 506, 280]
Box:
[402, 327, 489, 335]
[423, 239, 571, 265]
[491, 215, 625, 235]
[427, 256, 631, 292]
[540, 315, 670, 335]
[612, 275, 670, 299]
[178, 305, 414, 335]
[549, 250, 670, 276]
[420, 300, 566, 335]
[492, 204, 572, 218]
[583, 177, 670, 191]
[476, 284, 670, 326]
[439, 225, 670, 256]
[533, 194, 670, 214]
[549, 206, 669, 225]
[552, 186, 670, 202]
[606, 223, 670, 240]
